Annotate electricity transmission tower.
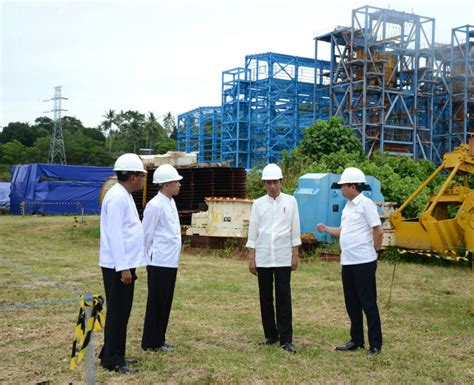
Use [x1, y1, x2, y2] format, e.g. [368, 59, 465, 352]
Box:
[44, 86, 68, 164]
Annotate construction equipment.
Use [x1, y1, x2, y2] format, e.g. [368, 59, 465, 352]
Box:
[390, 142, 474, 254]
[294, 173, 384, 242]
[389, 139, 474, 311]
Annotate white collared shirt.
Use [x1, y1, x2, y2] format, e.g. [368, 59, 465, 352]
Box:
[99, 183, 146, 271]
[339, 193, 381, 265]
[143, 191, 181, 268]
[246, 192, 301, 267]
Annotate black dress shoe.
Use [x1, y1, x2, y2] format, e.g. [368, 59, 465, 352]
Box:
[281, 342, 297, 353]
[335, 341, 364, 351]
[368, 347, 381, 357]
[126, 358, 139, 365]
[145, 343, 176, 352]
[115, 365, 138, 374]
[156, 342, 176, 352]
[258, 337, 279, 345]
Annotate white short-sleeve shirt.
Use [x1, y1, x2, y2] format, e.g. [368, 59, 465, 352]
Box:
[339, 193, 381, 265]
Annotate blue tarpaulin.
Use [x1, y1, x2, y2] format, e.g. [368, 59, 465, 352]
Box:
[0, 182, 10, 209]
[10, 164, 114, 215]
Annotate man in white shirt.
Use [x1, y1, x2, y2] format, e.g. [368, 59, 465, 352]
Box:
[246, 163, 302, 353]
[317, 167, 383, 357]
[99, 153, 147, 373]
[141, 164, 183, 352]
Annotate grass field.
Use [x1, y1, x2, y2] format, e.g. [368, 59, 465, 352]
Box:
[0, 216, 473, 384]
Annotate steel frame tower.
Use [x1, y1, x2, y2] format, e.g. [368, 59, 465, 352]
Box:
[315, 6, 437, 160]
[449, 25, 474, 149]
[221, 67, 251, 168]
[245, 52, 329, 167]
[177, 106, 221, 162]
[431, 43, 452, 159]
[220, 53, 329, 168]
[45, 86, 67, 164]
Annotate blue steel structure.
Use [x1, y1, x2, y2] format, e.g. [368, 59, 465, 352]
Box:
[177, 8, 472, 167]
[221, 67, 251, 168]
[221, 52, 330, 168]
[314, 6, 439, 161]
[245, 53, 329, 167]
[177, 106, 221, 162]
[431, 43, 452, 158]
[449, 25, 474, 150]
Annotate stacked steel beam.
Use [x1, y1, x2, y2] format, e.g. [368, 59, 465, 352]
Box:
[132, 165, 246, 225]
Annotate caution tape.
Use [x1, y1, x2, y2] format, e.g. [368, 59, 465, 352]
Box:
[21, 200, 82, 206]
[70, 295, 104, 369]
[397, 248, 471, 262]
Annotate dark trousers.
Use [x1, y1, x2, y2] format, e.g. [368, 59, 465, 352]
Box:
[99, 267, 136, 369]
[142, 266, 177, 349]
[257, 267, 292, 345]
[341, 260, 382, 350]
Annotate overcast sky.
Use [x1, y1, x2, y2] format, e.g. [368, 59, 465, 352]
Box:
[1, 0, 472, 129]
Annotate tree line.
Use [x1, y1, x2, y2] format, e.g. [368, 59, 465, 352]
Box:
[0, 110, 177, 180]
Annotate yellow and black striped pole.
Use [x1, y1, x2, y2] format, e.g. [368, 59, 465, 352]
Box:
[70, 295, 104, 374]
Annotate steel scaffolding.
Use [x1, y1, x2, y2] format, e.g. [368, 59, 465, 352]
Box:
[245, 52, 329, 167]
[450, 25, 474, 149]
[221, 67, 251, 168]
[315, 6, 438, 160]
[177, 8, 472, 166]
[177, 106, 221, 162]
[431, 43, 452, 159]
[221, 52, 329, 168]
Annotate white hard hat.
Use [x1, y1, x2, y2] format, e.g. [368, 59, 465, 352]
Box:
[338, 167, 366, 184]
[261, 163, 283, 180]
[114, 153, 147, 173]
[153, 164, 183, 184]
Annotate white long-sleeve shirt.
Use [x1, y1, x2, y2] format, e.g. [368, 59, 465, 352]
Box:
[246, 192, 302, 267]
[99, 183, 146, 271]
[142, 192, 181, 268]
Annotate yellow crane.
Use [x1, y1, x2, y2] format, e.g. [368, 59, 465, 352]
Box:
[390, 139, 474, 312]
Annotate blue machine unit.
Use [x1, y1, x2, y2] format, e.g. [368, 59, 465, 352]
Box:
[294, 173, 384, 242]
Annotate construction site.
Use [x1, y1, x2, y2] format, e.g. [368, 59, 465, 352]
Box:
[2, 3, 474, 384]
[177, 5, 473, 168]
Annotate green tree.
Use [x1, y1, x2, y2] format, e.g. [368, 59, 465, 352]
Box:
[0, 122, 36, 146]
[144, 112, 165, 150]
[63, 130, 113, 165]
[26, 136, 50, 163]
[1, 140, 28, 164]
[82, 127, 106, 143]
[101, 109, 117, 152]
[117, 110, 146, 153]
[153, 136, 176, 154]
[61, 116, 85, 133]
[163, 112, 177, 137]
[298, 117, 363, 160]
[31, 117, 51, 141]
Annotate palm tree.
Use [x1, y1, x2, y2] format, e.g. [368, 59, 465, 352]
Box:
[101, 109, 116, 152]
[118, 110, 146, 153]
[163, 112, 176, 137]
[144, 112, 165, 150]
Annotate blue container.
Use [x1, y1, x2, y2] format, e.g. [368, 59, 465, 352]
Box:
[294, 173, 384, 242]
